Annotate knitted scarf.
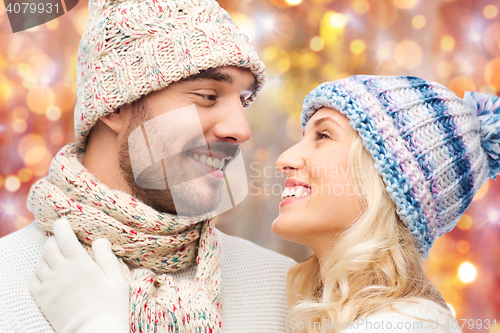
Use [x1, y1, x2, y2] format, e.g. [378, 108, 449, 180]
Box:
[27, 143, 222, 332]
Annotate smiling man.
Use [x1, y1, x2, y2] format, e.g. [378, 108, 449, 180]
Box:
[0, 0, 294, 332]
[92, 66, 256, 217]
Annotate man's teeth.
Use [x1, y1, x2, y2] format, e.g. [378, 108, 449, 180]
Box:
[281, 187, 310, 200]
[192, 153, 225, 170]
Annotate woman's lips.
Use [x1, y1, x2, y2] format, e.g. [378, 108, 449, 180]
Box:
[280, 182, 311, 207]
[279, 195, 310, 207]
[284, 178, 311, 189]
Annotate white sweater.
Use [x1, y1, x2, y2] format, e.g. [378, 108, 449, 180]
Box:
[0, 222, 295, 333]
[339, 303, 463, 333]
[288, 302, 462, 333]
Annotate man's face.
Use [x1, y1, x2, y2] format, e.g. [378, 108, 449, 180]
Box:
[117, 66, 257, 216]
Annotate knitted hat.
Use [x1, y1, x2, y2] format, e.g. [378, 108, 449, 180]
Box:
[301, 75, 500, 258]
[75, 0, 266, 148]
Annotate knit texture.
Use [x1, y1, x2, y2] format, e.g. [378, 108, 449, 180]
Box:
[26, 144, 222, 332]
[0, 222, 294, 333]
[75, 0, 266, 148]
[301, 76, 500, 258]
[463, 92, 500, 178]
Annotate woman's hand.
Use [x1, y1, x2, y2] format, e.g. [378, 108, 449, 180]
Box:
[30, 218, 130, 333]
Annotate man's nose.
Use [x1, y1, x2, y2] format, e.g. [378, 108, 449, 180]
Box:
[212, 100, 251, 144]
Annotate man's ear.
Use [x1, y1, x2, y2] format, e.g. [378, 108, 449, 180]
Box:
[100, 108, 126, 135]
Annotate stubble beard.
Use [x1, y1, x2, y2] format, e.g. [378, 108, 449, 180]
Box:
[117, 101, 224, 216]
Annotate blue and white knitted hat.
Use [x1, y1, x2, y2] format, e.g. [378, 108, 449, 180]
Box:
[301, 75, 500, 258]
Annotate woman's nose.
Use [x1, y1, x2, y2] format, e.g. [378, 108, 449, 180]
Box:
[276, 141, 306, 175]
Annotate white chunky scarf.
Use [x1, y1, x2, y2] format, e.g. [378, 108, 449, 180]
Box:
[27, 143, 222, 332]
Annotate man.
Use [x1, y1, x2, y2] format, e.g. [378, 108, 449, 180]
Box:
[0, 0, 295, 332]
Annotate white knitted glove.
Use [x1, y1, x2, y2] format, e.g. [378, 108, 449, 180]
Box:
[30, 218, 130, 333]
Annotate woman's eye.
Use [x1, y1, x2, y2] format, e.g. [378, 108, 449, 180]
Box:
[315, 131, 330, 140]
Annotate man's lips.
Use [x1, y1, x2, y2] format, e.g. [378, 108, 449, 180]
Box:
[188, 148, 231, 160]
[188, 153, 226, 180]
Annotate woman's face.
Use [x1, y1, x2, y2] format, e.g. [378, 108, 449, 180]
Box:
[273, 107, 363, 259]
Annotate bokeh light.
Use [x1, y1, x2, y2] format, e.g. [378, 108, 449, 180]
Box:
[46, 106, 61, 121]
[1, 203, 15, 215]
[483, 4, 498, 19]
[411, 15, 426, 29]
[488, 210, 500, 223]
[329, 13, 348, 29]
[350, 39, 366, 54]
[441, 36, 456, 51]
[1, 1, 499, 329]
[310, 37, 325, 52]
[4, 176, 20, 192]
[352, 0, 370, 15]
[457, 214, 473, 231]
[17, 168, 32, 182]
[458, 262, 477, 284]
[392, 0, 419, 10]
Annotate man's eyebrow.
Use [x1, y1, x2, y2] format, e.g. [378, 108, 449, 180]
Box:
[183, 69, 233, 84]
[183, 68, 259, 95]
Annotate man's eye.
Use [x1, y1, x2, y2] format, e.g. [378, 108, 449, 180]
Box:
[199, 94, 217, 101]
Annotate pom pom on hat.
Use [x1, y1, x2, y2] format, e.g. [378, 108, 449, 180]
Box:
[464, 92, 500, 179]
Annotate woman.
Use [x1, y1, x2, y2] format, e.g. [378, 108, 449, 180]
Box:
[273, 75, 500, 332]
[31, 75, 500, 332]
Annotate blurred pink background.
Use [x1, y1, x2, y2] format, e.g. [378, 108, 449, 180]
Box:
[0, 0, 499, 331]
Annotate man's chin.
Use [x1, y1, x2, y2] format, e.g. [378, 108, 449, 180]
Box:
[169, 183, 223, 217]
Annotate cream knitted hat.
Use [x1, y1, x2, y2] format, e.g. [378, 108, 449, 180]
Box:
[75, 0, 267, 148]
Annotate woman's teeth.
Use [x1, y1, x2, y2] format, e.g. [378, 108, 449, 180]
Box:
[281, 187, 310, 200]
[191, 153, 225, 170]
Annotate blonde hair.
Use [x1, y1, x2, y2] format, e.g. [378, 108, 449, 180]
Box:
[286, 131, 452, 332]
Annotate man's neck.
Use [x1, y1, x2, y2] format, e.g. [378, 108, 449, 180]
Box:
[82, 120, 129, 193]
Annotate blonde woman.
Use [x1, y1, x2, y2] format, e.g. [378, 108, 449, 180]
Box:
[274, 75, 499, 332]
[30, 75, 500, 333]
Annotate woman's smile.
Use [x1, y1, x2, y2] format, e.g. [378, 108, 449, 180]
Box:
[279, 179, 311, 207]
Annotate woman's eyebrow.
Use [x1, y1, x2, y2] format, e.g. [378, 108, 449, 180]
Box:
[302, 116, 343, 137]
[313, 117, 342, 129]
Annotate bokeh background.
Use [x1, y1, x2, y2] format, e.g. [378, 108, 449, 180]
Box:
[0, 0, 499, 331]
